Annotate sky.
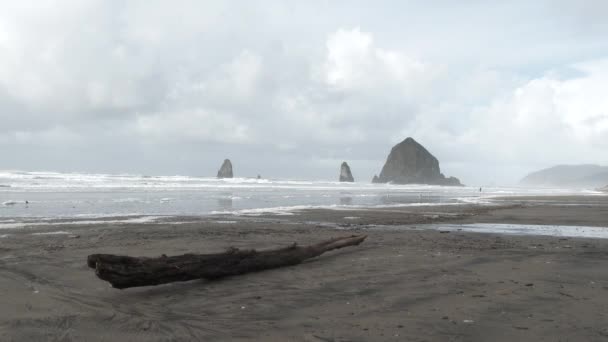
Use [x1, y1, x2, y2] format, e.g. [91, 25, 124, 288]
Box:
[1, 0, 607, 185]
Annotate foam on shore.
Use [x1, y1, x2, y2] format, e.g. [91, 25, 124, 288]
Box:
[31, 231, 71, 236]
[0, 215, 167, 230]
[211, 201, 469, 216]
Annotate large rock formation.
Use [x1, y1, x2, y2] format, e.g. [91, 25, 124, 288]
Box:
[374, 137, 462, 186]
[339, 162, 355, 182]
[217, 159, 233, 178]
[520, 164, 608, 188]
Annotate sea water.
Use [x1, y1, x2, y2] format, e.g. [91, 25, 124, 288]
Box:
[0, 170, 602, 226]
[413, 223, 608, 239]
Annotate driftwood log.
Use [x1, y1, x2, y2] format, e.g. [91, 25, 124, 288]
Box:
[88, 235, 367, 289]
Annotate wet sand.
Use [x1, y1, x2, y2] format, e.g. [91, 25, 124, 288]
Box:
[1, 195, 608, 341]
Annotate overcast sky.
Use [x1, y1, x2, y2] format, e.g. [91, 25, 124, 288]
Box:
[1, 1, 607, 185]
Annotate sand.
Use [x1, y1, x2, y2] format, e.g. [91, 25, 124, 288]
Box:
[1, 195, 608, 341]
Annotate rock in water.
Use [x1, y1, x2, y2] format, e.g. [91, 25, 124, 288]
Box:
[339, 162, 355, 182]
[375, 137, 462, 186]
[217, 159, 233, 178]
[372, 175, 380, 183]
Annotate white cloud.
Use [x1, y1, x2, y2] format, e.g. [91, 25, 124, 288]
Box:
[462, 59, 608, 165]
[134, 109, 250, 144]
[0, 125, 81, 145]
[323, 28, 438, 95]
[0, 1, 607, 183]
[0, 1, 151, 116]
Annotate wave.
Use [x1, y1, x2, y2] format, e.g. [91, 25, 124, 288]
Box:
[0, 170, 469, 191]
[0, 215, 167, 230]
[211, 201, 470, 217]
[454, 196, 495, 205]
[31, 231, 71, 236]
[112, 198, 144, 203]
[2, 170, 602, 197]
[1, 169, 604, 221]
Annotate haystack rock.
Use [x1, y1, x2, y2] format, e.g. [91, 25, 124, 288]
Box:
[339, 162, 355, 182]
[217, 159, 233, 178]
[372, 175, 380, 183]
[375, 137, 462, 186]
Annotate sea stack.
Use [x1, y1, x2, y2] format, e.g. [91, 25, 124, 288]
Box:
[374, 137, 462, 186]
[217, 159, 233, 178]
[339, 162, 355, 182]
[372, 175, 380, 183]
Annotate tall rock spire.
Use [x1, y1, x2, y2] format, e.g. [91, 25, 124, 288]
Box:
[217, 159, 233, 178]
[339, 162, 355, 182]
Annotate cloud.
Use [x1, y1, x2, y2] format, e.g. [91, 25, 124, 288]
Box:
[134, 108, 251, 144]
[463, 60, 608, 163]
[0, 1, 607, 184]
[323, 28, 437, 93]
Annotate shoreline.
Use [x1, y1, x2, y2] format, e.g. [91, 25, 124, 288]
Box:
[1, 195, 608, 340]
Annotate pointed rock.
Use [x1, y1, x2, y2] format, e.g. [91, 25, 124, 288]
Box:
[375, 137, 462, 186]
[339, 162, 355, 182]
[217, 159, 233, 178]
[372, 175, 380, 183]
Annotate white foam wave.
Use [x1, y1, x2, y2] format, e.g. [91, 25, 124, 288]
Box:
[1, 170, 602, 206]
[31, 231, 71, 236]
[113, 198, 143, 203]
[0, 216, 166, 230]
[454, 196, 495, 205]
[0, 223, 30, 229]
[1, 170, 604, 221]
[212, 201, 465, 216]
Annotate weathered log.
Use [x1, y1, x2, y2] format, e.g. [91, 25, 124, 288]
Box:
[88, 235, 367, 289]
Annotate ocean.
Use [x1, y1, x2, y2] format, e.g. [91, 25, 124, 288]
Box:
[0, 170, 601, 228]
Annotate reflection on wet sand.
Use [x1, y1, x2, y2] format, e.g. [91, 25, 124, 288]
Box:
[340, 196, 353, 205]
[217, 193, 233, 210]
[378, 193, 445, 205]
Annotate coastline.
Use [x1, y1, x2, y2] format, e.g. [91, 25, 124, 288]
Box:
[1, 195, 608, 341]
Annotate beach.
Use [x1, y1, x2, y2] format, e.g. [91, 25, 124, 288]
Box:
[1, 195, 608, 341]
[2, 1, 608, 340]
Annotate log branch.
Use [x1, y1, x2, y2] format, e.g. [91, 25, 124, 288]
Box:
[88, 235, 367, 289]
